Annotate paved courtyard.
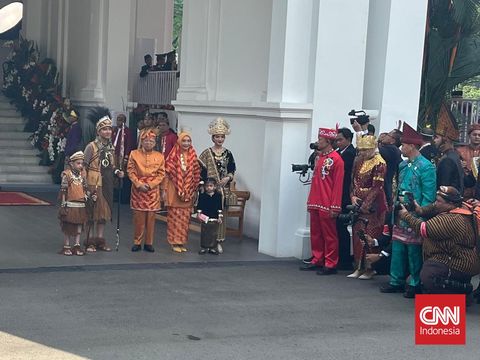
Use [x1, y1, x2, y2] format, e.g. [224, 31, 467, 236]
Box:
[0, 189, 479, 359]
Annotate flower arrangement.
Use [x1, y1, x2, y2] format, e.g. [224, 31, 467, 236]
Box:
[2, 36, 74, 164]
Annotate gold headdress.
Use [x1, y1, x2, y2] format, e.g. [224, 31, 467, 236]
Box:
[96, 116, 113, 132]
[357, 135, 377, 150]
[69, 151, 84, 162]
[208, 117, 231, 136]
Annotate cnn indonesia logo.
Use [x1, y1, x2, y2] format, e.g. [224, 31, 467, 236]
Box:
[415, 294, 466, 345]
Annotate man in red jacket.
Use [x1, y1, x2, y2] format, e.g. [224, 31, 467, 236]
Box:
[300, 126, 344, 275]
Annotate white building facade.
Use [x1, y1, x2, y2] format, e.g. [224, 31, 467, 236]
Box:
[17, 0, 429, 258]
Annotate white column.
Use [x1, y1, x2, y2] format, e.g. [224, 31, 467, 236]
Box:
[176, 0, 211, 100]
[375, 0, 429, 133]
[105, 0, 132, 111]
[22, 0, 45, 48]
[258, 0, 316, 258]
[77, 0, 106, 102]
[311, 0, 370, 136]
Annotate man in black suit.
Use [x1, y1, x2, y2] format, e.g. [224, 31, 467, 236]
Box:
[335, 128, 356, 270]
[419, 127, 437, 163]
[378, 129, 403, 208]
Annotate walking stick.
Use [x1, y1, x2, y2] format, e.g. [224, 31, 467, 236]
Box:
[115, 122, 126, 252]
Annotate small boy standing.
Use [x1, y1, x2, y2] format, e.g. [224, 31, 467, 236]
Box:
[58, 151, 89, 256]
[197, 178, 223, 255]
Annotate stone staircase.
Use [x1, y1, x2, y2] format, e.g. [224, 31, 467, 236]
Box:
[0, 94, 52, 184]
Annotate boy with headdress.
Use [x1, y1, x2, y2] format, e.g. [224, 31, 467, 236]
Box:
[433, 103, 464, 193]
[127, 129, 165, 252]
[58, 151, 88, 256]
[84, 110, 125, 252]
[456, 123, 480, 198]
[380, 123, 436, 298]
[300, 126, 344, 275]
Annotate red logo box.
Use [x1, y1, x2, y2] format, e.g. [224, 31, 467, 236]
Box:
[415, 294, 466, 345]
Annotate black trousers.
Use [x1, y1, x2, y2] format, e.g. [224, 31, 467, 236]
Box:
[420, 260, 473, 294]
[336, 217, 352, 266]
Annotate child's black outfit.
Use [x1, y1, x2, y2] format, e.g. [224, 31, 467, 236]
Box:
[197, 191, 223, 252]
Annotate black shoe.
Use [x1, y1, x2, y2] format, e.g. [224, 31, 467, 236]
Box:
[403, 285, 422, 299]
[317, 267, 337, 276]
[299, 263, 322, 271]
[198, 248, 207, 255]
[143, 245, 155, 253]
[379, 283, 405, 293]
[208, 248, 219, 255]
[131, 245, 142, 252]
[302, 256, 314, 264]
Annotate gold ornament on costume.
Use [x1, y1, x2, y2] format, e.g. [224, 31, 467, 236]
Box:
[208, 117, 231, 136]
[357, 135, 377, 150]
[96, 116, 113, 132]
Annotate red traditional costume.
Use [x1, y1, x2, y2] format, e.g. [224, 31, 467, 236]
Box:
[158, 129, 178, 158]
[350, 135, 387, 268]
[127, 130, 165, 248]
[307, 127, 344, 269]
[162, 132, 201, 251]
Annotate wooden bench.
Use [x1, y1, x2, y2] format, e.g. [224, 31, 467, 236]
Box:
[155, 187, 251, 237]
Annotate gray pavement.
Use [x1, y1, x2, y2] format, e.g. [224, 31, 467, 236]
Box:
[0, 190, 479, 359]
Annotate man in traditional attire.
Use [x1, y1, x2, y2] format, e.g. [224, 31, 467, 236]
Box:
[456, 123, 480, 199]
[433, 103, 464, 193]
[64, 110, 83, 163]
[84, 113, 125, 252]
[380, 123, 437, 298]
[127, 130, 165, 252]
[419, 126, 437, 163]
[348, 135, 387, 280]
[399, 186, 480, 295]
[300, 126, 344, 275]
[335, 127, 356, 270]
[155, 112, 177, 158]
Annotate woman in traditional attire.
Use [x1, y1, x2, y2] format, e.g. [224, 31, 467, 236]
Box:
[199, 117, 236, 253]
[348, 135, 387, 279]
[84, 110, 125, 252]
[162, 131, 201, 253]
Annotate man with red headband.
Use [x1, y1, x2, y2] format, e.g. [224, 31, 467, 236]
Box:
[300, 126, 344, 275]
[457, 123, 480, 198]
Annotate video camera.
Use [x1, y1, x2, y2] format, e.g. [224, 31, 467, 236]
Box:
[338, 202, 370, 227]
[348, 109, 370, 126]
[291, 143, 319, 183]
[394, 191, 415, 212]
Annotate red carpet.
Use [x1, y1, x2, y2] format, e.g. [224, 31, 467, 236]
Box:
[0, 192, 51, 206]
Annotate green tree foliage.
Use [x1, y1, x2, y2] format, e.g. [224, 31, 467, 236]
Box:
[172, 0, 183, 49]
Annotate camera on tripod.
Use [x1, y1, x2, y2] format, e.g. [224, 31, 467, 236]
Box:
[348, 109, 370, 126]
[394, 191, 415, 212]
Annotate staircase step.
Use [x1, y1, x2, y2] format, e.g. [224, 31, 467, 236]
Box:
[0, 164, 50, 173]
[0, 173, 52, 184]
[0, 139, 34, 149]
[0, 155, 40, 165]
[0, 131, 30, 140]
[0, 123, 24, 132]
[0, 115, 25, 125]
[0, 102, 14, 110]
[0, 109, 19, 117]
[0, 147, 39, 156]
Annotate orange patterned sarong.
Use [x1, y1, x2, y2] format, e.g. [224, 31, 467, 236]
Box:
[167, 207, 191, 245]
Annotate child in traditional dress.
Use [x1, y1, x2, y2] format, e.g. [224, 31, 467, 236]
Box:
[196, 177, 223, 255]
[58, 151, 89, 256]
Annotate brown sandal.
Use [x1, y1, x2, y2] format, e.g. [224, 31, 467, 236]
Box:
[86, 245, 97, 253]
[59, 246, 73, 256]
[72, 245, 85, 256]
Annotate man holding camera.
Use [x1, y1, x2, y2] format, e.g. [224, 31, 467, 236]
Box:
[300, 126, 344, 275]
[399, 186, 480, 295]
[380, 123, 436, 298]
